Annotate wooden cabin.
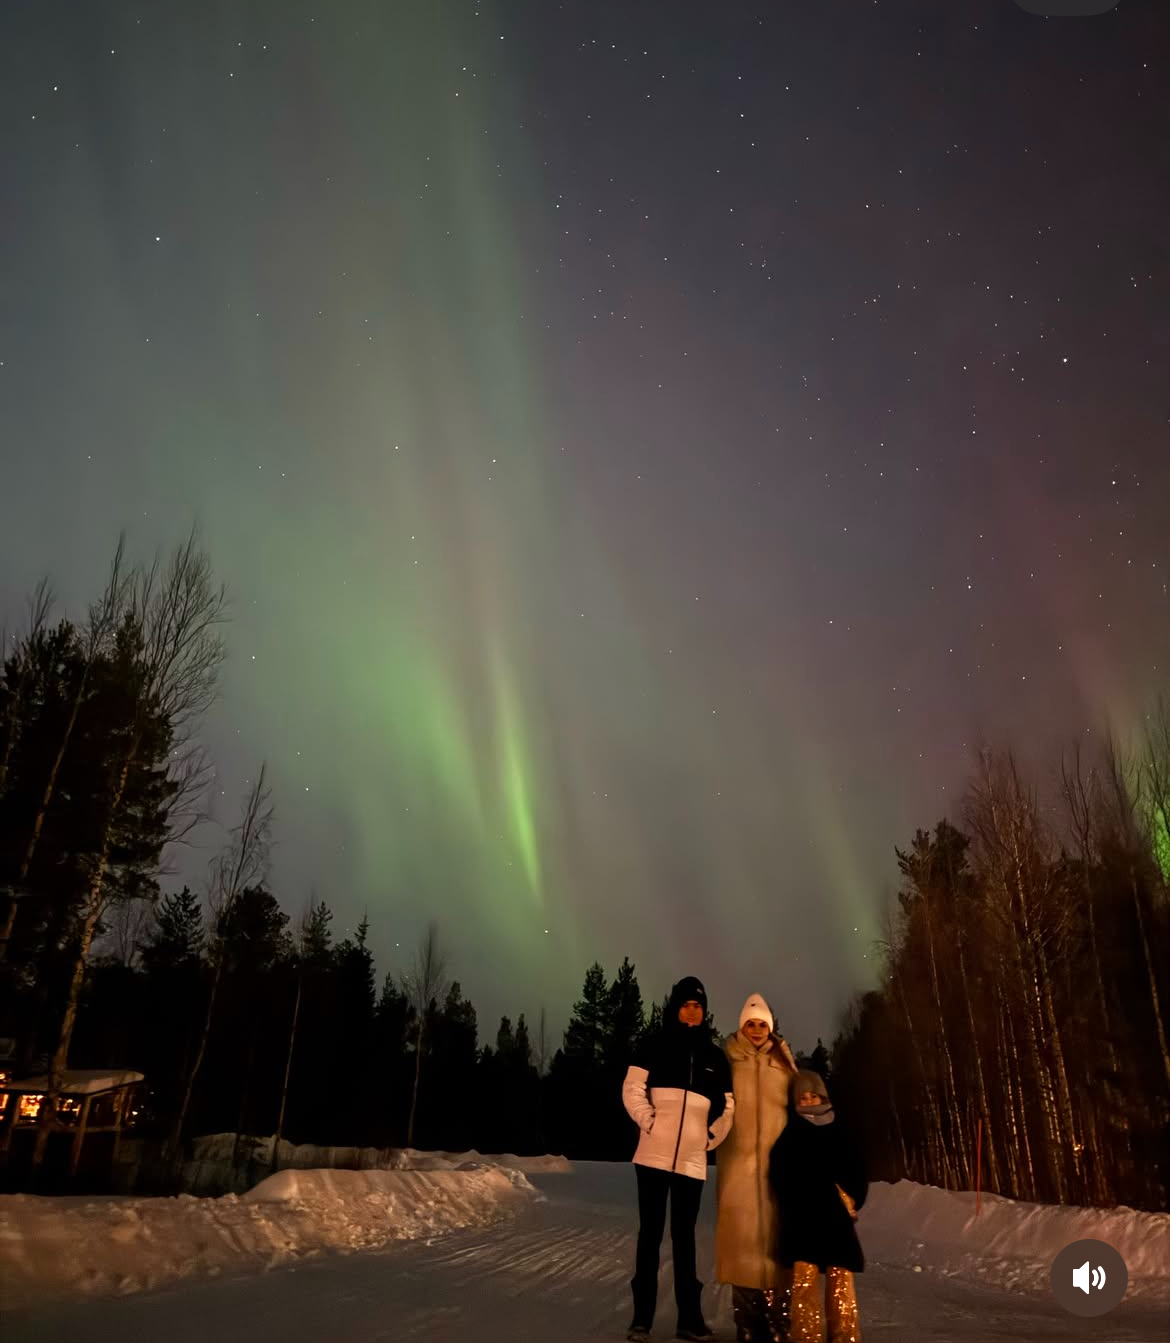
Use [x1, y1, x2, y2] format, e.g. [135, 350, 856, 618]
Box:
[0, 1068, 144, 1182]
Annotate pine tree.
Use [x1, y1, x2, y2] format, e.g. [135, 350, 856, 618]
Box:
[140, 887, 204, 972]
[639, 1000, 663, 1047]
[809, 1039, 831, 1077]
[496, 1015, 515, 1056]
[549, 963, 613, 1159]
[563, 963, 609, 1066]
[372, 972, 413, 1145]
[601, 959, 644, 1158]
[272, 896, 335, 1162]
[604, 957, 644, 1071]
[300, 898, 333, 969]
[214, 886, 291, 1157]
[331, 915, 378, 1144]
[421, 982, 478, 1150]
[217, 886, 290, 975]
[513, 1013, 532, 1069]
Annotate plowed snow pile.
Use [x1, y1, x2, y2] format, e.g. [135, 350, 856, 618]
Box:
[864, 1180, 1170, 1299]
[0, 1163, 539, 1308]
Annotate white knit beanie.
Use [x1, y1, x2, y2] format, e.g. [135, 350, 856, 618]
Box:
[738, 993, 774, 1033]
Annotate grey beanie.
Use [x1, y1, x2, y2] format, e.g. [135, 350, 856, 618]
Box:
[792, 1069, 830, 1104]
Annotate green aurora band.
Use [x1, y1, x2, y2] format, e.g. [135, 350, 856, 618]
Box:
[15, 0, 1165, 1035]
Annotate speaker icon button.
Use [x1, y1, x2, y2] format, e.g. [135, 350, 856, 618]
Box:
[1072, 1260, 1106, 1293]
[1051, 1239, 1128, 1316]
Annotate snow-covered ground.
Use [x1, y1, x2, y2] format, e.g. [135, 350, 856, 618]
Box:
[4, 1162, 1167, 1341]
[0, 1159, 541, 1310]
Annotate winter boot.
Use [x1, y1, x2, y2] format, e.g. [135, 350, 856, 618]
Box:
[732, 1285, 767, 1341]
[763, 1284, 792, 1343]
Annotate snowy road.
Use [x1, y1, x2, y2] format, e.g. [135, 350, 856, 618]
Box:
[5, 1165, 1165, 1342]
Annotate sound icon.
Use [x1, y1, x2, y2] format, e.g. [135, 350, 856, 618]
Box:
[1051, 1239, 1126, 1315]
[1072, 1261, 1106, 1294]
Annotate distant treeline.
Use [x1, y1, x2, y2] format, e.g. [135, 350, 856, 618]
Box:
[1, 537, 1167, 1209]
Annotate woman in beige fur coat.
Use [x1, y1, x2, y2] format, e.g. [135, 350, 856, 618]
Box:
[715, 994, 798, 1342]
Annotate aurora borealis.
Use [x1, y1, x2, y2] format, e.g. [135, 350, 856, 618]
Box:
[2, 0, 1167, 1043]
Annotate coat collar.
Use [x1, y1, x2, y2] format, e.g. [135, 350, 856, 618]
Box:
[726, 1031, 797, 1069]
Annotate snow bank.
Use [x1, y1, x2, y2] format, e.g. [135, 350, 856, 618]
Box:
[0, 1163, 540, 1309]
[175, 1133, 571, 1195]
[389, 1148, 574, 1176]
[865, 1180, 1170, 1300]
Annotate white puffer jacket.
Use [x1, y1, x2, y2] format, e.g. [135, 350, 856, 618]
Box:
[622, 1041, 735, 1182]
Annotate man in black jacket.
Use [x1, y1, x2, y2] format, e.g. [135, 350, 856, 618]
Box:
[622, 976, 735, 1342]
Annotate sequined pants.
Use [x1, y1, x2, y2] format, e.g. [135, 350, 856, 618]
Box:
[788, 1262, 860, 1343]
[732, 1283, 792, 1341]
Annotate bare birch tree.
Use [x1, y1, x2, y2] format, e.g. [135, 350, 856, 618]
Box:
[966, 749, 1082, 1202]
[33, 537, 224, 1172]
[402, 922, 448, 1149]
[167, 765, 273, 1163]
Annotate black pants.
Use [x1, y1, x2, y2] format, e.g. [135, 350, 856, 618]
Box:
[631, 1164, 705, 1330]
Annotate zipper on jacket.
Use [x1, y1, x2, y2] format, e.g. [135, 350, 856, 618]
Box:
[670, 1047, 694, 1173]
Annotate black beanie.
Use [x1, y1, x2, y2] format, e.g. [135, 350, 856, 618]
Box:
[668, 976, 708, 1018]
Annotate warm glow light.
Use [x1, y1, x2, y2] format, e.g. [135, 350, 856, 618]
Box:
[17, 1094, 43, 1121]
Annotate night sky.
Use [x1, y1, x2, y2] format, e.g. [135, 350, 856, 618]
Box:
[2, 0, 1167, 1046]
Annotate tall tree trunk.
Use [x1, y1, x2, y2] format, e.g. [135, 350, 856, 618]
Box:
[2, 555, 125, 963]
[889, 1080, 910, 1177]
[1083, 873, 1117, 1060]
[29, 896, 105, 1173]
[1079, 867, 1124, 1205]
[997, 962, 1032, 1201]
[168, 958, 224, 1163]
[0, 687, 89, 963]
[31, 746, 135, 1174]
[1034, 931, 1085, 1199]
[1002, 831, 1067, 1201]
[407, 1020, 425, 1149]
[922, 899, 969, 1183]
[170, 770, 273, 1164]
[894, 966, 951, 1187]
[992, 993, 1016, 1197]
[272, 973, 303, 1171]
[958, 931, 1002, 1192]
[1013, 927, 1066, 1201]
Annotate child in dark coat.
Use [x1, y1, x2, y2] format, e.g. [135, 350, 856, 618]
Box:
[768, 1070, 867, 1343]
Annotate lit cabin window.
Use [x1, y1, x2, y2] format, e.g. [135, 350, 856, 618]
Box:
[17, 1094, 44, 1122]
